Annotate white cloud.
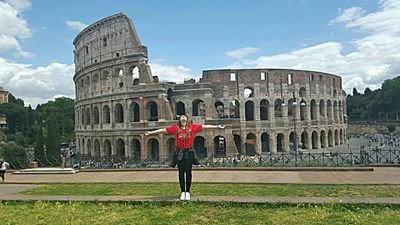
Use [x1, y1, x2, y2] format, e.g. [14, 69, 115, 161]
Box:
[225, 47, 259, 59]
[0, 57, 75, 107]
[66, 20, 88, 31]
[329, 7, 365, 25]
[227, 0, 400, 95]
[149, 62, 196, 83]
[4, 0, 31, 12]
[0, 0, 31, 54]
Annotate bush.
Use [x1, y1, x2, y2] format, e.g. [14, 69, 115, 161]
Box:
[387, 124, 396, 133]
[0, 142, 27, 169]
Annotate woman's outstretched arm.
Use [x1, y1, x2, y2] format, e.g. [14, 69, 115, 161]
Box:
[202, 125, 225, 129]
[145, 128, 168, 136]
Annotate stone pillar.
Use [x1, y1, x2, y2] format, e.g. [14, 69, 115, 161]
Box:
[139, 97, 145, 122]
[284, 132, 290, 153]
[141, 134, 147, 160]
[270, 132, 277, 153]
[307, 132, 313, 150]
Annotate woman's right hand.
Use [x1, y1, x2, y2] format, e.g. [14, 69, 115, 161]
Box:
[145, 131, 151, 136]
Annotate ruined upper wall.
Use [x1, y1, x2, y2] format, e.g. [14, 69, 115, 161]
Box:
[201, 69, 342, 88]
[73, 13, 148, 72]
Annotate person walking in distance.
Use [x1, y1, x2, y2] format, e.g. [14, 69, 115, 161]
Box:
[0, 159, 10, 183]
[145, 115, 225, 201]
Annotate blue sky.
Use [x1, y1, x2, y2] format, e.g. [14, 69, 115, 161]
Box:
[0, 0, 399, 107]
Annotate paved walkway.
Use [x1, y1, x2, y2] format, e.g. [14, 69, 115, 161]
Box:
[1, 167, 400, 204]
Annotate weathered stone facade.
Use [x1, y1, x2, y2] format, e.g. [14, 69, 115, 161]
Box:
[74, 13, 347, 162]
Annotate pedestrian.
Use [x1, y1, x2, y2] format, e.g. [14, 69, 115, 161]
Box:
[0, 158, 10, 183]
[145, 115, 225, 201]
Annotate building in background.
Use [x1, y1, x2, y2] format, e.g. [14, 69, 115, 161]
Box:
[73, 13, 347, 162]
[0, 87, 9, 129]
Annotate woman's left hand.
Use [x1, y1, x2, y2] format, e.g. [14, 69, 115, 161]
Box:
[218, 124, 225, 129]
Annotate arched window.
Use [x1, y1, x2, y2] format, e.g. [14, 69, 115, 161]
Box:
[194, 136, 207, 159]
[130, 139, 141, 161]
[115, 103, 124, 123]
[214, 101, 225, 118]
[147, 139, 159, 161]
[129, 102, 140, 122]
[103, 105, 110, 124]
[104, 139, 112, 158]
[246, 133, 256, 156]
[147, 101, 158, 121]
[93, 107, 99, 124]
[103, 37, 107, 47]
[261, 133, 270, 152]
[176, 101, 185, 116]
[115, 139, 125, 161]
[192, 99, 205, 116]
[260, 100, 269, 120]
[245, 101, 254, 121]
[214, 136, 226, 158]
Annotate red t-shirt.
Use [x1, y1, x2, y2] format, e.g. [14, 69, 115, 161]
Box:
[166, 124, 203, 149]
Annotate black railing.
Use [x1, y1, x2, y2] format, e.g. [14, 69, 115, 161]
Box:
[8, 149, 400, 170]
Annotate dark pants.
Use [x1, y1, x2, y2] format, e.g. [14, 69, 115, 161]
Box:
[0, 170, 5, 181]
[177, 151, 193, 192]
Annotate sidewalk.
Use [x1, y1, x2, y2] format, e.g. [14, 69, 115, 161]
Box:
[1, 167, 400, 204]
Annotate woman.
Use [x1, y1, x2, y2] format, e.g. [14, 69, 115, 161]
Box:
[145, 115, 225, 201]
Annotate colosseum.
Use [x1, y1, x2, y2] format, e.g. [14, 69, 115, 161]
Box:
[73, 13, 347, 163]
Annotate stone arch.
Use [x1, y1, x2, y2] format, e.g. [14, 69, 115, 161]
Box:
[310, 99, 317, 120]
[245, 100, 255, 121]
[301, 131, 308, 149]
[340, 129, 343, 144]
[274, 99, 284, 117]
[327, 100, 333, 120]
[233, 134, 242, 154]
[261, 133, 270, 153]
[115, 103, 124, 123]
[147, 101, 158, 121]
[214, 101, 225, 118]
[104, 139, 112, 157]
[130, 138, 141, 161]
[334, 129, 339, 146]
[176, 101, 185, 116]
[320, 130, 326, 148]
[245, 133, 256, 156]
[289, 131, 296, 151]
[277, 133, 285, 152]
[333, 101, 338, 122]
[288, 98, 295, 116]
[115, 139, 125, 160]
[81, 108, 85, 125]
[194, 136, 207, 159]
[166, 138, 176, 158]
[147, 138, 159, 161]
[339, 100, 343, 121]
[92, 73, 99, 91]
[319, 100, 325, 118]
[328, 130, 333, 147]
[260, 99, 269, 120]
[131, 66, 139, 85]
[300, 99, 307, 121]
[214, 136, 226, 157]
[93, 106, 100, 124]
[103, 105, 111, 124]
[167, 88, 173, 102]
[94, 139, 100, 157]
[129, 102, 140, 122]
[312, 131, 318, 149]
[87, 139, 92, 156]
[85, 76, 90, 90]
[244, 87, 254, 98]
[229, 100, 240, 118]
[85, 108, 91, 125]
[192, 99, 206, 116]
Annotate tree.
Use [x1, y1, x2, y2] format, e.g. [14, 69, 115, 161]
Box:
[0, 142, 27, 169]
[34, 125, 46, 166]
[45, 116, 61, 166]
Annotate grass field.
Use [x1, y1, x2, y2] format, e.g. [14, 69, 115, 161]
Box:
[1, 201, 400, 225]
[20, 183, 400, 198]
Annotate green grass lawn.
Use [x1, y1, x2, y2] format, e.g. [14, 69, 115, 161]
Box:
[20, 183, 400, 198]
[0, 201, 399, 225]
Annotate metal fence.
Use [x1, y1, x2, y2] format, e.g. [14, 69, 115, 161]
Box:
[7, 149, 400, 170]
